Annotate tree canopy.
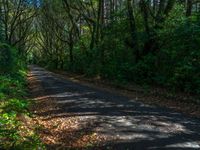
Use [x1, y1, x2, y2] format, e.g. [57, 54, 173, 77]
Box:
[1, 0, 200, 94]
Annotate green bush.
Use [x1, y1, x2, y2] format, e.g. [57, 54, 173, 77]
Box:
[0, 43, 18, 74]
[0, 73, 43, 149]
[159, 19, 200, 94]
[0, 47, 44, 149]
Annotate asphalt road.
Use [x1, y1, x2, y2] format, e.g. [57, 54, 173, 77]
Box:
[29, 66, 200, 150]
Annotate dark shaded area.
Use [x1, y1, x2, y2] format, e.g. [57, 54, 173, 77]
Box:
[29, 66, 200, 150]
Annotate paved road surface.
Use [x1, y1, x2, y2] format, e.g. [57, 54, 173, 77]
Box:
[29, 66, 200, 150]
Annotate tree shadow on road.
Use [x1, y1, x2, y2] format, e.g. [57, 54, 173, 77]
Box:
[29, 67, 200, 150]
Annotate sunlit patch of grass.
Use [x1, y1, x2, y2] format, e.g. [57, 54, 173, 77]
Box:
[2, 98, 29, 113]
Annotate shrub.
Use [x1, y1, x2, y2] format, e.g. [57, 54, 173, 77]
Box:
[0, 43, 17, 74]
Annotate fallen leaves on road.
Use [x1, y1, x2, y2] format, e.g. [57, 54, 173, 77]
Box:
[28, 74, 108, 149]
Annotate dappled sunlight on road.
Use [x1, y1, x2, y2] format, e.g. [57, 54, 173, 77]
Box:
[29, 66, 200, 149]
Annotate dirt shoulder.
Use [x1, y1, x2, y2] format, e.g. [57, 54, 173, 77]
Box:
[53, 70, 200, 119]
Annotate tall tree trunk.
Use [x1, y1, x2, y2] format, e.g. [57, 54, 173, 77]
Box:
[127, 0, 139, 62]
[141, 0, 175, 56]
[140, 0, 152, 56]
[186, 0, 192, 16]
[0, 4, 3, 41]
[100, 0, 104, 40]
[95, 0, 103, 45]
[69, 33, 74, 67]
[90, 23, 96, 50]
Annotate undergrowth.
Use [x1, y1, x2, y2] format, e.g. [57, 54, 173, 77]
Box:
[0, 69, 44, 150]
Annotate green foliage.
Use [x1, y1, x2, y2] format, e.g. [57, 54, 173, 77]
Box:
[0, 43, 18, 74]
[160, 20, 200, 94]
[0, 73, 27, 98]
[32, 1, 200, 97]
[0, 111, 19, 149]
[0, 45, 44, 149]
[131, 54, 157, 83]
[0, 72, 44, 149]
[2, 98, 29, 114]
[61, 12, 200, 96]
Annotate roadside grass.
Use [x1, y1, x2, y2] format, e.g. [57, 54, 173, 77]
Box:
[0, 69, 44, 150]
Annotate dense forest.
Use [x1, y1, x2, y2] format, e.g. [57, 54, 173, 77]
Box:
[36, 0, 200, 94]
[33, 0, 200, 95]
[0, 0, 200, 94]
[0, 0, 200, 149]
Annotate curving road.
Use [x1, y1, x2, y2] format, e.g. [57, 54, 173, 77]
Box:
[29, 66, 200, 150]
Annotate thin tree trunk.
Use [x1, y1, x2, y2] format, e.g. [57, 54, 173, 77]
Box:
[95, 0, 102, 45]
[186, 0, 192, 16]
[127, 0, 139, 62]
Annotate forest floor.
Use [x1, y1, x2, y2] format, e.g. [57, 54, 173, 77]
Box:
[28, 65, 200, 150]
